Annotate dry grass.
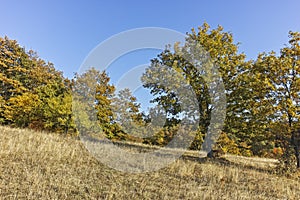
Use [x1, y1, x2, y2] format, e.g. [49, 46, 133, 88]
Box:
[0, 126, 300, 199]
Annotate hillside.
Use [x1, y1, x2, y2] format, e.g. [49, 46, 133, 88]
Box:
[0, 126, 300, 199]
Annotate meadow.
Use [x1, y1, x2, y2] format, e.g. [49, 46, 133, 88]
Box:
[0, 126, 300, 199]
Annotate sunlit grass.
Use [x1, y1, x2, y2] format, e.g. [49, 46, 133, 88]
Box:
[0, 126, 299, 199]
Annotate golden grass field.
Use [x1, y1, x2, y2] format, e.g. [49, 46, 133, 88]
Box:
[0, 126, 300, 199]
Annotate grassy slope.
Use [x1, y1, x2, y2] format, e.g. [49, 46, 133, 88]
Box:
[0, 126, 300, 199]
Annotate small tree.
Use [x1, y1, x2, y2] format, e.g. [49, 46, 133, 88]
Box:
[112, 88, 144, 139]
[73, 68, 117, 138]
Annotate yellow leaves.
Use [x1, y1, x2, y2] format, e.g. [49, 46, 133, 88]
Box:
[3, 93, 40, 126]
[0, 36, 76, 132]
[0, 60, 8, 68]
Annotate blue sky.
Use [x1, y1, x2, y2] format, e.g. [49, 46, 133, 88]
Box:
[1, 0, 300, 111]
[1, 0, 300, 78]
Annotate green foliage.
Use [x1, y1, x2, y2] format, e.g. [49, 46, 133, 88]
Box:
[251, 31, 300, 167]
[35, 81, 75, 134]
[73, 68, 119, 139]
[141, 23, 251, 152]
[141, 23, 299, 163]
[112, 88, 145, 139]
[1, 26, 300, 170]
[0, 36, 75, 134]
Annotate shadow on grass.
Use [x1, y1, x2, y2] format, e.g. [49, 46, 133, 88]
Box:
[180, 154, 275, 174]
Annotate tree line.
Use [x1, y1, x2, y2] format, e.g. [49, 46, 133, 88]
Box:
[0, 23, 299, 170]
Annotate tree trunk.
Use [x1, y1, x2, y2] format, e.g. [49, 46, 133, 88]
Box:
[294, 146, 300, 168]
[291, 129, 300, 168]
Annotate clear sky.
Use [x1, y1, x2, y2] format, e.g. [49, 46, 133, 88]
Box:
[1, 0, 300, 79]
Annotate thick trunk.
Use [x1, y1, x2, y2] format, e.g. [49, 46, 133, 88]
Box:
[294, 146, 300, 168]
[291, 128, 300, 168]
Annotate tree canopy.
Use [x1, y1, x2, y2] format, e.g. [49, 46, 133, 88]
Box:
[0, 24, 299, 169]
